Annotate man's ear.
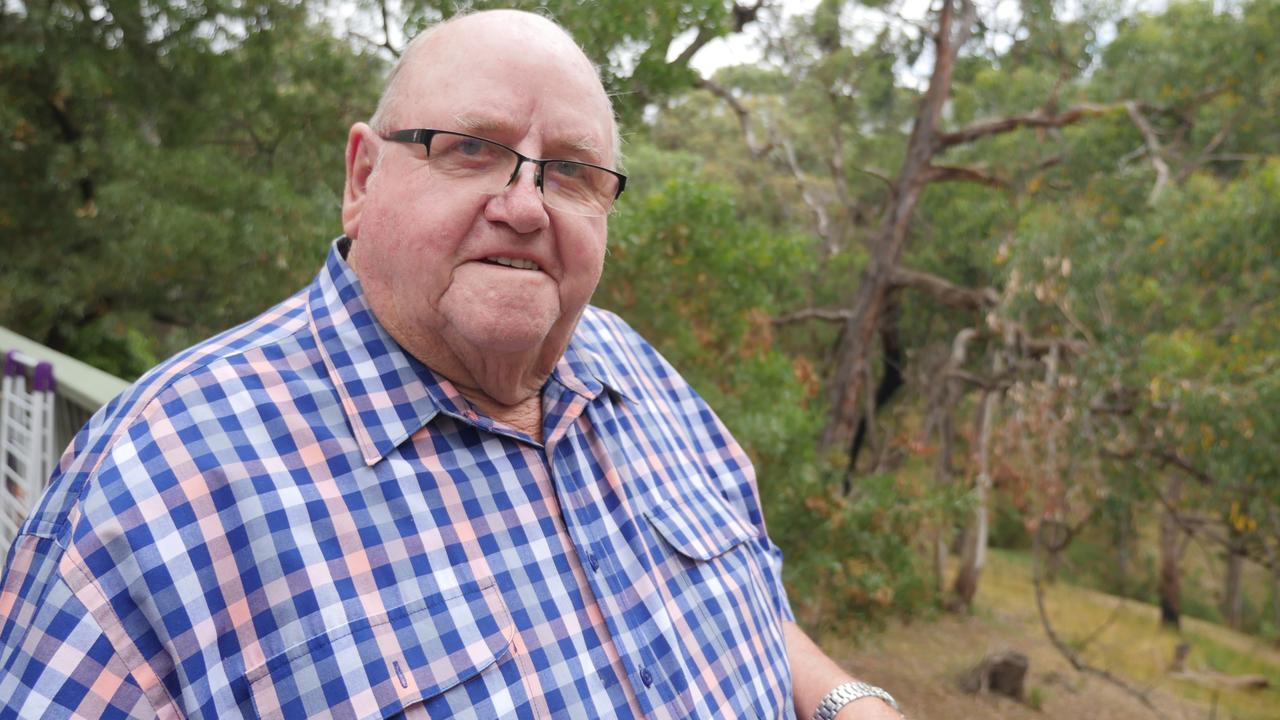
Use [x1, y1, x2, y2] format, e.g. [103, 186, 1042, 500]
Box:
[342, 123, 379, 239]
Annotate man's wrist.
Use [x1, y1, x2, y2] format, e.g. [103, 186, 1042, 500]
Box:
[812, 681, 901, 720]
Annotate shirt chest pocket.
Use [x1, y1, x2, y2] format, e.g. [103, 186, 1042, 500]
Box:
[642, 482, 791, 718]
[242, 580, 514, 720]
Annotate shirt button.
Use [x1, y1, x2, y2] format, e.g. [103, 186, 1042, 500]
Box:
[640, 667, 653, 687]
[589, 553, 600, 571]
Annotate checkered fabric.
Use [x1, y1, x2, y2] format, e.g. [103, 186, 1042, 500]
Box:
[0, 238, 796, 719]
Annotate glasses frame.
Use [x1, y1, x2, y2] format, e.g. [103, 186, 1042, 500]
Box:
[381, 129, 627, 216]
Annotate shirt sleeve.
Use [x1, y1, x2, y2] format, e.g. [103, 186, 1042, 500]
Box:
[0, 534, 155, 720]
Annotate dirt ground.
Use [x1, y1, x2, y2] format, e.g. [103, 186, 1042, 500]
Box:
[826, 612, 1205, 720]
[812, 549, 1280, 720]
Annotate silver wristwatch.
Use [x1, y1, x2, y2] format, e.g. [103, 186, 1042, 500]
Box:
[811, 681, 900, 720]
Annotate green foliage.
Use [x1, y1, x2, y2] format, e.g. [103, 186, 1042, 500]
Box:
[597, 143, 819, 471]
[770, 470, 937, 631]
[396, 0, 748, 123]
[595, 145, 942, 625]
[3, 0, 1278, 639]
[0, 0, 382, 377]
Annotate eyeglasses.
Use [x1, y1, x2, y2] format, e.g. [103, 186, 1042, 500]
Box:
[381, 129, 627, 217]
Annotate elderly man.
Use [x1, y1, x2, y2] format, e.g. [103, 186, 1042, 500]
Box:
[0, 10, 900, 720]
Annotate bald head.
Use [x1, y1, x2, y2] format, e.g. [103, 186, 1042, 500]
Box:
[369, 10, 619, 160]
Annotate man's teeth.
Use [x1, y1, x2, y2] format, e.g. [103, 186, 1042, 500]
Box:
[485, 256, 540, 271]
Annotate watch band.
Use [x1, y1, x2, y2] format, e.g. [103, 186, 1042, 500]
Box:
[811, 681, 900, 720]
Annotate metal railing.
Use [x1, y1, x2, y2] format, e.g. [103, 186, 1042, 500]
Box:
[0, 326, 129, 554]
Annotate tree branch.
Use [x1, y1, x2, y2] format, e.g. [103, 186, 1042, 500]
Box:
[1032, 544, 1163, 717]
[1157, 450, 1217, 487]
[938, 102, 1122, 149]
[1124, 101, 1170, 204]
[731, 0, 766, 32]
[924, 164, 1007, 188]
[780, 135, 834, 252]
[1175, 111, 1238, 184]
[772, 308, 854, 325]
[377, 0, 401, 57]
[696, 77, 773, 158]
[889, 266, 998, 311]
[673, 2, 764, 68]
[670, 24, 718, 68]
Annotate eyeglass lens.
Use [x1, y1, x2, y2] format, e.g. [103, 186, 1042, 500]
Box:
[427, 132, 619, 216]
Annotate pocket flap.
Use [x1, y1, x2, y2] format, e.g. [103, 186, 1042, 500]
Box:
[244, 579, 513, 720]
[645, 482, 757, 561]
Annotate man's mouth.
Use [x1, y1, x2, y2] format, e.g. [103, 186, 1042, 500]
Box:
[483, 256, 541, 271]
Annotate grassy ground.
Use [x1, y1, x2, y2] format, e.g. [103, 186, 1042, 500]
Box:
[819, 550, 1280, 719]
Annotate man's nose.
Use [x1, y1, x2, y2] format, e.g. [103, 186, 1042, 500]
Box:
[486, 163, 550, 234]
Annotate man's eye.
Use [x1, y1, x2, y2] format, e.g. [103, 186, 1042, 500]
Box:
[457, 138, 487, 156]
[547, 161, 583, 179]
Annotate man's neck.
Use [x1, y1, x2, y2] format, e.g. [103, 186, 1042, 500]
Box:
[462, 390, 544, 442]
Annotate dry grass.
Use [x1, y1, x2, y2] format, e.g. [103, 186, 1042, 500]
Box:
[820, 550, 1280, 719]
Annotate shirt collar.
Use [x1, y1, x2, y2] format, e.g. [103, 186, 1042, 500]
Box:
[552, 334, 633, 404]
[309, 238, 631, 464]
[309, 238, 445, 466]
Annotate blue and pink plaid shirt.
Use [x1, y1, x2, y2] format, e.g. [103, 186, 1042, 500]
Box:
[0, 239, 795, 719]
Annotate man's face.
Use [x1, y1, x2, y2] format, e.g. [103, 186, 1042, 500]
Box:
[342, 16, 615, 393]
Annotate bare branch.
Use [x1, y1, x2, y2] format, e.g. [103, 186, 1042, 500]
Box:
[938, 102, 1122, 149]
[1125, 101, 1171, 204]
[1158, 450, 1218, 487]
[772, 308, 854, 325]
[780, 136, 834, 252]
[1176, 111, 1240, 184]
[671, 25, 718, 68]
[1032, 547, 1163, 717]
[889, 267, 998, 311]
[673, 2, 765, 68]
[1136, 467, 1280, 573]
[731, 0, 766, 32]
[828, 122, 851, 210]
[377, 0, 401, 57]
[945, 368, 1013, 391]
[1054, 296, 1098, 347]
[924, 164, 1007, 188]
[852, 165, 897, 195]
[696, 77, 773, 158]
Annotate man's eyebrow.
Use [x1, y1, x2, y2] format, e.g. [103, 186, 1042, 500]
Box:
[561, 136, 604, 164]
[452, 113, 517, 135]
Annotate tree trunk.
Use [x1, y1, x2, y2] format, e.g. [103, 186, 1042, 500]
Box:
[928, 328, 978, 599]
[1045, 540, 1065, 584]
[845, 297, 905, 483]
[951, 328, 1006, 611]
[1273, 554, 1280, 641]
[1268, 508, 1280, 641]
[950, 382, 998, 610]
[820, 0, 977, 455]
[1159, 473, 1186, 629]
[1042, 343, 1063, 584]
[1222, 531, 1246, 630]
[1113, 503, 1135, 594]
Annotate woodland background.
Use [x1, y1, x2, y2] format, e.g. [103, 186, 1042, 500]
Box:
[1, 0, 1277, 716]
